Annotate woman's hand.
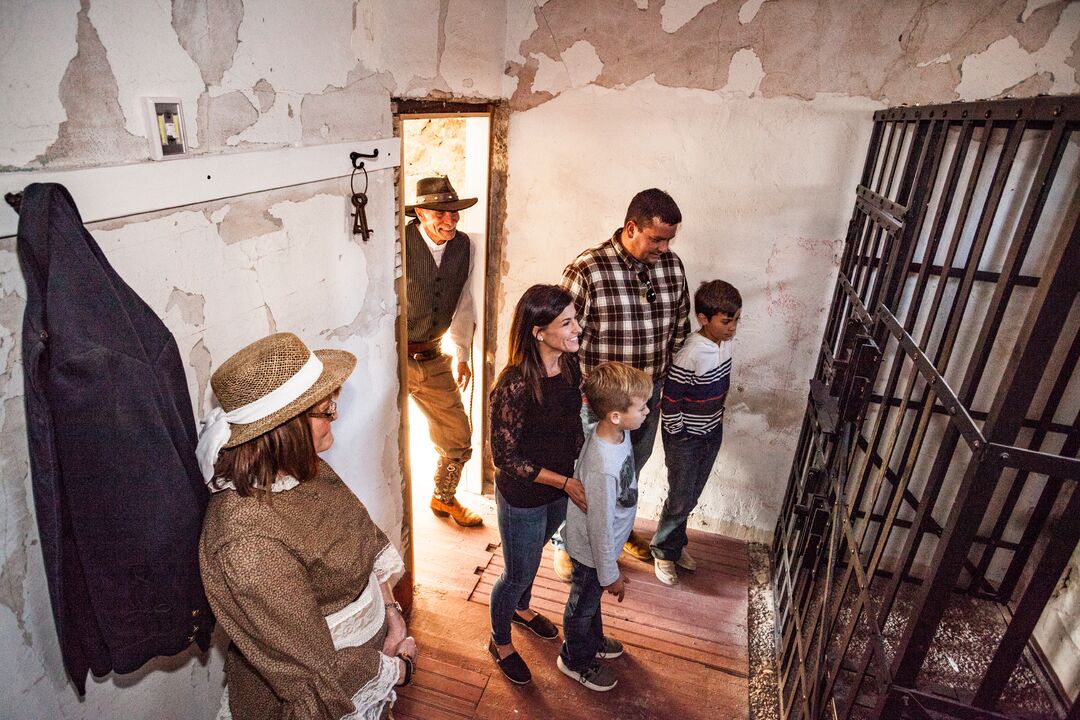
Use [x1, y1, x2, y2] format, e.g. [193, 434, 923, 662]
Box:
[564, 477, 588, 512]
[395, 636, 417, 661]
[382, 605, 407, 655]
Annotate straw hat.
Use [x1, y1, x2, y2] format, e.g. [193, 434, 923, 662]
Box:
[211, 333, 356, 448]
[405, 176, 478, 217]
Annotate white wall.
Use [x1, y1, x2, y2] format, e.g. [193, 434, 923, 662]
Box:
[498, 0, 1080, 544]
[500, 82, 877, 542]
[0, 1, 505, 718]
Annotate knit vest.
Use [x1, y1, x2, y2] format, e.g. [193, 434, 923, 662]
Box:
[405, 220, 471, 343]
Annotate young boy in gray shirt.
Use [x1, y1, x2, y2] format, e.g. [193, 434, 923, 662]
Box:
[559, 361, 653, 692]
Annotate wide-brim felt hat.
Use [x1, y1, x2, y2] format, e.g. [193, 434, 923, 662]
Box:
[405, 176, 478, 217]
[210, 332, 356, 448]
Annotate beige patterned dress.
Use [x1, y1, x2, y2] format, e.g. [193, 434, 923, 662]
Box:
[200, 461, 404, 720]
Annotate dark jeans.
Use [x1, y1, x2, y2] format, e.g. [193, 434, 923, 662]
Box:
[552, 377, 664, 549]
[559, 558, 605, 671]
[490, 488, 567, 645]
[651, 427, 724, 560]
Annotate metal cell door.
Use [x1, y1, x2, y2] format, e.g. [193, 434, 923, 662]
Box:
[772, 96, 1080, 720]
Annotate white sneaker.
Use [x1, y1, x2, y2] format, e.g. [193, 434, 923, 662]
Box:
[676, 549, 697, 571]
[655, 559, 679, 586]
[557, 656, 618, 691]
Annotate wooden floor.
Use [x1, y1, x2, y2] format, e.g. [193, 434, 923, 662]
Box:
[398, 491, 750, 720]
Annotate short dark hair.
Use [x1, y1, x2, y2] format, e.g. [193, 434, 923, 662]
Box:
[624, 188, 681, 229]
[212, 411, 320, 498]
[695, 280, 742, 319]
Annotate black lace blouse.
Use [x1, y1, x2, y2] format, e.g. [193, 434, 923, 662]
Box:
[489, 356, 585, 508]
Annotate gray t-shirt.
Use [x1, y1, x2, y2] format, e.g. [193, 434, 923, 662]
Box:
[564, 427, 638, 586]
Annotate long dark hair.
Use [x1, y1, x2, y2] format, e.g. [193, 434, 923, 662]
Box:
[501, 284, 577, 404]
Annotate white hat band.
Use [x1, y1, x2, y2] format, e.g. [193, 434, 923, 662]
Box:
[195, 352, 324, 484]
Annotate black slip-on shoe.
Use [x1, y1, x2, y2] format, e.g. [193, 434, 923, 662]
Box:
[512, 611, 559, 640]
[488, 639, 532, 685]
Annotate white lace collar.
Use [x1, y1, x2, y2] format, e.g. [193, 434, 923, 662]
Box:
[209, 475, 300, 494]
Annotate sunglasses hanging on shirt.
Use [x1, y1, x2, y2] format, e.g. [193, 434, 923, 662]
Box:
[637, 270, 657, 304]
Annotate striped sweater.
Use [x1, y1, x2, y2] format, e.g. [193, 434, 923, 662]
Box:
[661, 331, 732, 436]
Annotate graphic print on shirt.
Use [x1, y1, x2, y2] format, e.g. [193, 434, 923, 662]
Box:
[617, 453, 637, 508]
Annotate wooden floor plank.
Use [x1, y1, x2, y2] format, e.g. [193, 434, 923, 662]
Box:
[401, 492, 751, 719]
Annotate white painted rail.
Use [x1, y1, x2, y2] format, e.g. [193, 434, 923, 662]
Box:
[0, 138, 400, 237]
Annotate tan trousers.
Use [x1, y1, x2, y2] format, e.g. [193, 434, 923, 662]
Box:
[407, 353, 472, 501]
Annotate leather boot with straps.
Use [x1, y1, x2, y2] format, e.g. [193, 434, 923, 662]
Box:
[430, 496, 483, 527]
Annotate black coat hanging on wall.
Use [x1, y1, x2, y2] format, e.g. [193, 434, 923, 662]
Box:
[16, 183, 213, 693]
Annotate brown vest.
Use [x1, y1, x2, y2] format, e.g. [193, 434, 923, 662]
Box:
[405, 220, 470, 343]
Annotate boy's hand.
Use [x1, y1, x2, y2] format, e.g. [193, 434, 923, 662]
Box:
[604, 574, 628, 602]
[564, 477, 588, 512]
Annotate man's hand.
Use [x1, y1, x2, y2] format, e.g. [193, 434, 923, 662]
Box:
[564, 477, 588, 512]
[604, 574, 628, 603]
[455, 361, 472, 391]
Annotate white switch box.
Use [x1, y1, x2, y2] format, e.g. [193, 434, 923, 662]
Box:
[144, 97, 188, 161]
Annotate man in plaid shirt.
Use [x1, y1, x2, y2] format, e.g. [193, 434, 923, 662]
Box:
[552, 188, 691, 578]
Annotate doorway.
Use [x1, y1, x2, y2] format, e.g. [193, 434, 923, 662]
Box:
[393, 100, 505, 597]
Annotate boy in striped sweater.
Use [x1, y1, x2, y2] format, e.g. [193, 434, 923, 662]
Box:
[651, 280, 741, 586]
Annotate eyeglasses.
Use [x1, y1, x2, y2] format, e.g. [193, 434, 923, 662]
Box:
[637, 270, 656, 304]
[306, 400, 337, 420]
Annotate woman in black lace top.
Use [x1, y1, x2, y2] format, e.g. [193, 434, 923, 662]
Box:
[487, 284, 586, 685]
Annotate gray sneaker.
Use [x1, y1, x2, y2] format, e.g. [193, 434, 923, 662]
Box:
[557, 656, 618, 691]
[595, 636, 624, 659]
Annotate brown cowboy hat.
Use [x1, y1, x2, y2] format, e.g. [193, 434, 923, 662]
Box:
[405, 176, 478, 217]
[211, 333, 356, 448]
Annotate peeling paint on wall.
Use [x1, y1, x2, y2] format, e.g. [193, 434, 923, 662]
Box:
[0, 0, 79, 168]
[956, 2, 1080, 100]
[88, 0, 205, 146]
[172, 0, 243, 87]
[507, 0, 1080, 111]
[661, 0, 717, 33]
[40, 0, 147, 168]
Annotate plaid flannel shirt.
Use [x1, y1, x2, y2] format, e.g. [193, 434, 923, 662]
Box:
[560, 229, 691, 378]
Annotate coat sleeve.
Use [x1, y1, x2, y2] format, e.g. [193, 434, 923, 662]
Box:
[207, 536, 397, 720]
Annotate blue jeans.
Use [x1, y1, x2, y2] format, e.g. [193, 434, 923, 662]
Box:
[490, 488, 567, 645]
[559, 558, 605, 671]
[650, 427, 724, 560]
[552, 377, 665, 549]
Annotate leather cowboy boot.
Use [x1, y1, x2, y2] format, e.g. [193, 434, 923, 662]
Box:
[429, 458, 483, 527]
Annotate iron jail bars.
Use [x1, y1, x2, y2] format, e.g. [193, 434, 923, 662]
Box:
[771, 96, 1080, 720]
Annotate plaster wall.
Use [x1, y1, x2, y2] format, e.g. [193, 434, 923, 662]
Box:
[498, 0, 1080, 543]
[0, 1, 505, 718]
[496, 0, 1080, 700]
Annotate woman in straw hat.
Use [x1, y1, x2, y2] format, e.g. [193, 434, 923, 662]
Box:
[197, 333, 415, 720]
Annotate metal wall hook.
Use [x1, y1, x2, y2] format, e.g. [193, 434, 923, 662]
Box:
[349, 152, 373, 241]
[350, 149, 379, 170]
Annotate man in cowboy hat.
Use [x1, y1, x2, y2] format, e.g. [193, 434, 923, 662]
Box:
[405, 176, 483, 527]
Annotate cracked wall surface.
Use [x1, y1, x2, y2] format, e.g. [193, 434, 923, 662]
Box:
[505, 0, 1079, 112]
[3, 0, 1078, 716]
[0, 1, 510, 717]
[495, 0, 1080, 701]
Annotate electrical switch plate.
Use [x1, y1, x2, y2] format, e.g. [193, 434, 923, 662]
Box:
[144, 97, 188, 161]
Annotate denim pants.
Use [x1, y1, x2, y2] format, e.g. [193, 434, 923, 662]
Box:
[552, 377, 664, 549]
[559, 558, 605, 671]
[490, 488, 567, 645]
[650, 427, 723, 560]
